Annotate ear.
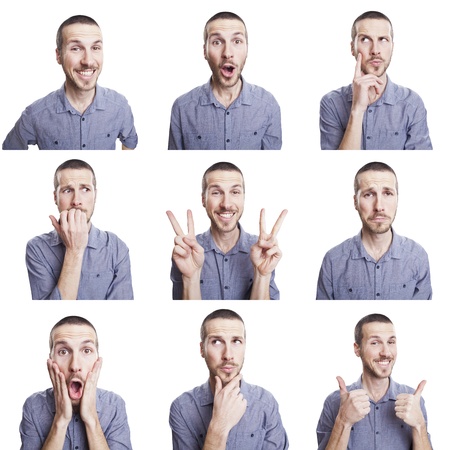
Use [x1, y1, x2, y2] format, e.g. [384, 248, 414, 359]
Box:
[354, 342, 361, 357]
[54, 190, 57, 205]
[56, 48, 62, 65]
[202, 194, 206, 208]
[200, 341, 205, 358]
[353, 194, 358, 210]
[350, 40, 356, 57]
[203, 44, 207, 60]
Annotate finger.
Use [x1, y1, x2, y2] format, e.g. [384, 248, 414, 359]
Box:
[49, 215, 60, 233]
[90, 357, 103, 384]
[354, 53, 362, 78]
[337, 376, 347, 394]
[259, 208, 266, 236]
[186, 209, 195, 238]
[270, 209, 288, 239]
[166, 210, 185, 236]
[414, 380, 427, 396]
[214, 376, 223, 396]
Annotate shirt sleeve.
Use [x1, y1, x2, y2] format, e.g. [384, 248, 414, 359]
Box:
[170, 258, 183, 300]
[118, 102, 138, 149]
[316, 253, 334, 300]
[25, 240, 62, 300]
[262, 398, 289, 449]
[169, 399, 203, 450]
[412, 250, 432, 299]
[316, 394, 339, 450]
[404, 97, 433, 150]
[319, 94, 346, 150]
[2, 108, 36, 150]
[101, 396, 133, 450]
[261, 100, 282, 150]
[105, 237, 134, 300]
[19, 399, 47, 450]
[168, 100, 184, 150]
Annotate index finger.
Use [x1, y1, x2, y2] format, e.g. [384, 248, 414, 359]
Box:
[166, 210, 185, 236]
[354, 52, 362, 78]
[259, 208, 267, 236]
[270, 209, 288, 239]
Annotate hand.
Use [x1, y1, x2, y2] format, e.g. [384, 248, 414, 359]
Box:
[250, 209, 287, 277]
[47, 359, 72, 426]
[395, 380, 427, 428]
[211, 374, 247, 433]
[50, 209, 89, 254]
[80, 358, 102, 426]
[352, 53, 384, 111]
[167, 210, 205, 279]
[336, 376, 370, 426]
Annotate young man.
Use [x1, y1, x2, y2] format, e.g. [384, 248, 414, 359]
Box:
[26, 159, 133, 299]
[3, 15, 137, 150]
[317, 313, 432, 449]
[168, 11, 281, 150]
[320, 11, 432, 150]
[169, 309, 289, 449]
[20, 316, 132, 449]
[167, 161, 287, 299]
[316, 161, 431, 299]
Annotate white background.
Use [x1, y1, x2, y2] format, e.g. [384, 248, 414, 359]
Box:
[0, 0, 446, 448]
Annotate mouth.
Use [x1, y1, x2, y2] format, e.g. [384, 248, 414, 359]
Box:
[68, 379, 84, 400]
[216, 211, 236, 221]
[76, 69, 97, 79]
[220, 365, 238, 374]
[376, 359, 392, 367]
[220, 64, 236, 78]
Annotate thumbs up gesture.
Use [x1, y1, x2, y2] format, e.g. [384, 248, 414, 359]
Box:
[336, 376, 371, 426]
[395, 380, 427, 427]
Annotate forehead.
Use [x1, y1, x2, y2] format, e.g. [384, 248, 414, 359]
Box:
[62, 23, 102, 44]
[205, 318, 245, 338]
[357, 170, 397, 191]
[362, 321, 396, 340]
[51, 324, 97, 348]
[206, 18, 246, 39]
[205, 170, 243, 188]
[57, 168, 94, 187]
[355, 18, 392, 37]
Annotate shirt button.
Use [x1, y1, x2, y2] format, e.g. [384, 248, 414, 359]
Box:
[197, 135, 201, 140]
[226, 111, 230, 115]
[54, 141, 58, 145]
[253, 131, 257, 135]
[376, 265, 380, 269]
[348, 288, 353, 293]
[367, 136, 371, 140]
[82, 144, 86, 148]
[376, 293, 380, 297]
[368, 109, 373, 113]
[226, 139, 230, 143]
[225, 286, 229, 289]
[82, 117, 85, 121]
[224, 258, 228, 262]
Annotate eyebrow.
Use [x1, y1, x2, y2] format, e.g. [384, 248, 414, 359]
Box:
[208, 183, 243, 190]
[54, 339, 96, 347]
[368, 335, 396, 340]
[209, 31, 245, 39]
[67, 39, 103, 46]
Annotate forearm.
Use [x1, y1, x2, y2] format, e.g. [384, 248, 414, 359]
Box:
[338, 110, 364, 150]
[57, 251, 84, 300]
[182, 274, 202, 300]
[85, 417, 110, 450]
[250, 272, 271, 300]
[324, 417, 352, 450]
[42, 420, 69, 450]
[202, 421, 229, 450]
[412, 423, 432, 450]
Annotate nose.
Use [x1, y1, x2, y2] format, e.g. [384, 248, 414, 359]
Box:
[71, 190, 82, 207]
[222, 343, 234, 361]
[374, 195, 384, 212]
[69, 354, 81, 373]
[380, 344, 392, 358]
[81, 49, 94, 67]
[220, 192, 232, 209]
[222, 41, 232, 59]
[371, 40, 380, 56]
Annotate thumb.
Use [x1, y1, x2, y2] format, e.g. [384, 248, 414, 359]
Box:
[49, 215, 60, 233]
[214, 376, 222, 396]
[414, 380, 427, 397]
[337, 376, 348, 394]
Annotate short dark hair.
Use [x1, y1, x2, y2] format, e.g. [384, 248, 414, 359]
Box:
[200, 309, 245, 343]
[351, 11, 394, 41]
[354, 161, 397, 195]
[203, 11, 247, 44]
[201, 161, 244, 196]
[49, 315, 98, 351]
[54, 159, 97, 190]
[354, 313, 393, 347]
[56, 15, 100, 52]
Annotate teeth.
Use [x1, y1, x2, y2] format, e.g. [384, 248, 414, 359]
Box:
[219, 213, 234, 218]
[78, 70, 94, 76]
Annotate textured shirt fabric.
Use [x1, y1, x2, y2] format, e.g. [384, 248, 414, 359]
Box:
[316, 377, 431, 450]
[316, 229, 432, 300]
[320, 77, 432, 150]
[3, 85, 138, 150]
[20, 388, 132, 450]
[168, 78, 282, 149]
[170, 379, 289, 450]
[170, 225, 279, 300]
[26, 224, 133, 300]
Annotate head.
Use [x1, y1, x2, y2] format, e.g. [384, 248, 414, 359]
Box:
[353, 162, 398, 235]
[203, 12, 248, 90]
[351, 11, 394, 77]
[354, 313, 396, 380]
[56, 15, 103, 93]
[201, 162, 245, 234]
[49, 316, 99, 407]
[53, 159, 97, 222]
[200, 309, 246, 386]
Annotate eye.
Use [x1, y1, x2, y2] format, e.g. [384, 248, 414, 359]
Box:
[83, 348, 93, 354]
[58, 349, 68, 355]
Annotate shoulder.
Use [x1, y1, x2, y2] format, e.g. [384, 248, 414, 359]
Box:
[394, 233, 428, 258]
[244, 382, 279, 406]
[171, 383, 204, 408]
[96, 85, 132, 108]
[22, 89, 62, 116]
[27, 231, 57, 248]
[323, 236, 356, 260]
[97, 388, 127, 408]
[23, 388, 53, 409]
[321, 84, 352, 103]
[244, 81, 279, 105]
[172, 84, 207, 106]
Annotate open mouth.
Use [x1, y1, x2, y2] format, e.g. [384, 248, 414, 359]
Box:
[68, 380, 84, 400]
[221, 65, 236, 78]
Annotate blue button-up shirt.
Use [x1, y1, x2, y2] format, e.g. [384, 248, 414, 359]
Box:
[316, 230, 432, 300]
[170, 225, 279, 300]
[170, 379, 289, 450]
[168, 78, 282, 149]
[317, 377, 432, 450]
[20, 388, 132, 450]
[3, 85, 138, 150]
[26, 224, 133, 300]
[320, 77, 432, 149]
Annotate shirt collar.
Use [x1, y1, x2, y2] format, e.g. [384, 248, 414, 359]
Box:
[355, 375, 398, 402]
[201, 223, 253, 255]
[352, 228, 401, 261]
[201, 77, 250, 107]
[55, 84, 106, 115]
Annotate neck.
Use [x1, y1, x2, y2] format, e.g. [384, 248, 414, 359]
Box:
[361, 228, 392, 262]
[211, 77, 242, 108]
[361, 373, 390, 403]
[210, 225, 240, 254]
[64, 82, 96, 114]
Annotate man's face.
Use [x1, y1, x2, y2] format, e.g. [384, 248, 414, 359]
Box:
[355, 321, 397, 380]
[354, 170, 398, 235]
[50, 324, 98, 406]
[204, 18, 248, 89]
[56, 23, 103, 93]
[200, 318, 245, 386]
[351, 18, 393, 77]
[54, 168, 96, 222]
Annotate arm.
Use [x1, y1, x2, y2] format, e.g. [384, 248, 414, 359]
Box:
[105, 238, 133, 300]
[203, 375, 247, 450]
[395, 381, 432, 450]
[337, 54, 384, 150]
[2, 110, 34, 150]
[49, 210, 89, 300]
[405, 98, 432, 150]
[321, 377, 370, 450]
[168, 101, 184, 150]
[119, 102, 137, 150]
[250, 209, 287, 300]
[413, 252, 432, 300]
[167, 210, 204, 299]
[316, 254, 334, 300]
[261, 100, 282, 150]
